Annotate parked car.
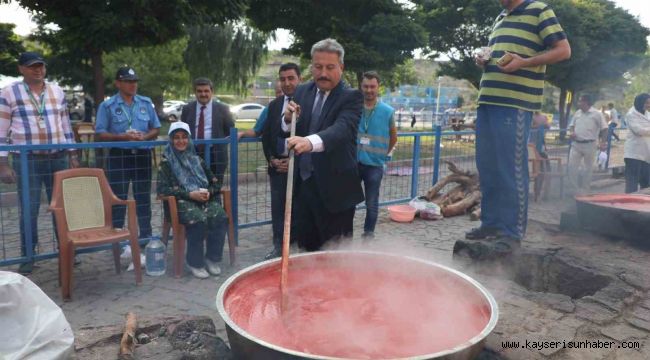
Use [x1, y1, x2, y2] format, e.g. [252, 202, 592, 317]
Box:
[163, 100, 186, 122]
[230, 103, 264, 121]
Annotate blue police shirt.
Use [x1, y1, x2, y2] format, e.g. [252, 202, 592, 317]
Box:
[95, 93, 161, 135]
[253, 106, 269, 134]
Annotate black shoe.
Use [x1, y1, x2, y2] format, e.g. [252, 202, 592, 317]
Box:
[361, 232, 375, 239]
[465, 227, 501, 240]
[453, 237, 520, 261]
[263, 248, 281, 260]
[18, 261, 34, 274]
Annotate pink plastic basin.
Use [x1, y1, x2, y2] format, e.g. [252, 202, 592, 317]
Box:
[387, 204, 417, 222]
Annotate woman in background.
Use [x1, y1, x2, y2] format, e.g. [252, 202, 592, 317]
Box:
[623, 93, 650, 193]
[158, 122, 227, 278]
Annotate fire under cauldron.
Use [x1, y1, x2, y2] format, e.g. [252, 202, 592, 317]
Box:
[216, 251, 498, 359]
[575, 194, 650, 244]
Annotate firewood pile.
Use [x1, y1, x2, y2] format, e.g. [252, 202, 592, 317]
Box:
[424, 160, 481, 219]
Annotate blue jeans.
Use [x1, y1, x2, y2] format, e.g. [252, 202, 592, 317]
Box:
[358, 163, 384, 233]
[476, 105, 532, 239]
[185, 214, 227, 268]
[12, 153, 69, 256]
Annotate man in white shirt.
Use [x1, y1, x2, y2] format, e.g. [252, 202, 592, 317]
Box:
[568, 94, 608, 194]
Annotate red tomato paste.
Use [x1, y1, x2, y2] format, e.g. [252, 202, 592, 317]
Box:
[576, 194, 650, 212]
[224, 254, 492, 359]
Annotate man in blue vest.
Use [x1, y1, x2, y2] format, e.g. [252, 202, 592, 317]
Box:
[357, 71, 397, 238]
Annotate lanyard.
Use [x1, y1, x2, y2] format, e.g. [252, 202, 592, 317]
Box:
[119, 103, 135, 129]
[361, 105, 376, 132]
[23, 82, 46, 120]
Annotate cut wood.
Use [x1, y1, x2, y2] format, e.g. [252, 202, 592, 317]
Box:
[425, 161, 481, 218]
[118, 312, 137, 360]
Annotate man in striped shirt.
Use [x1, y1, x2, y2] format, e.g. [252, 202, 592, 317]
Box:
[0, 52, 79, 273]
[458, 0, 571, 258]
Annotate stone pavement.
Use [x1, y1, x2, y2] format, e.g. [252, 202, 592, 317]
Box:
[11, 177, 650, 359]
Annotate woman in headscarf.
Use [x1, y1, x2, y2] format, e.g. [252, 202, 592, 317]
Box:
[157, 122, 227, 278]
[623, 93, 650, 193]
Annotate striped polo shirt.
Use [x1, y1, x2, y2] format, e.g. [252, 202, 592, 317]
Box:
[478, 0, 566, 111]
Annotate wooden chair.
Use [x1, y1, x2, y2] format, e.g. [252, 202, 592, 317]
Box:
[49, 168, 142, 300]
[527, 144, 565, 201]
[160, 188, 236, 278]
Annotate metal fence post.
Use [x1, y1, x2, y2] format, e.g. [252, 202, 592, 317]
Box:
[229, 128, 239, 245]
[19, 151, 33, 261]
[410, 135, 421, 199]
[605, 126, 613, 169]
[432, 125, 442, 185]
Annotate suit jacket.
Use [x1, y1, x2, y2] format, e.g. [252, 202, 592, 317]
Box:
[261, 95, 290, 175]
[293, 81, 364, 212]
[180, 100, 234, 185]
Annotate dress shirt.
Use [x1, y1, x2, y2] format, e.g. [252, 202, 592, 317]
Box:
[196, 100, 213, 139]
[0, 81, 75, 156]
[569, 107, 608, 141]
[282, 91, 329, 152]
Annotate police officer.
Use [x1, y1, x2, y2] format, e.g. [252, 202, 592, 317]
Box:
[96, 66, 161, 239]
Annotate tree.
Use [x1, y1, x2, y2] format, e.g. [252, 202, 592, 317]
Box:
[103, 38, 191, 112]
[247, 0, 426, 87]
[184, 23, 268, 95]
[12, 0, 246, 105]
[413, 0, 502, 88]
[0, 23, 25, 76]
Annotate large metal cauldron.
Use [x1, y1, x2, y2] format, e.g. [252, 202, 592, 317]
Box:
[575, 194, 650, 244]
[217, 251, 498, 360]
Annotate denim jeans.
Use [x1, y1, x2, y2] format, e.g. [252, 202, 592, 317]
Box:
[476, 105, 532, 239]
[12, 153, 68, 256]
[185, 214, 227, 268]
[358, 163, 384, 233]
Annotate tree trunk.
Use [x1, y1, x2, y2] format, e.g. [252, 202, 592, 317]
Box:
[558, 88, 568, 141]
[356, 71, 363, 89]
[91, 50, 105, 107]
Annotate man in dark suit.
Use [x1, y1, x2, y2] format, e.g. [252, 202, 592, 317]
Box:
[284, 38, 364, 251]
[256, 63, 302, 259]
[180, 78, 234, 186]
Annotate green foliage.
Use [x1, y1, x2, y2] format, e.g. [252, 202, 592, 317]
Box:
[622, 53, 650, 111]
[0, 23, 25, 76]
[412, 0, 502, 88]
[103, 38, 191, 109]
[246, 0, 426, 87]
[184, 23, 268, 95]
[544, 0, 649, 93]
[383, 59, 419, 90]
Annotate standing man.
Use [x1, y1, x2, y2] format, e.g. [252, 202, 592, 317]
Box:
[357, 71, 397, 238]
[181, 78, 234, 187]
[237, 81, 283, 141]
[457, 0, 571, 258]
[608, 102, 620, 141]
[284, 38, 364, 251]
[567, 94, 608, 194]
[258, 63, 301, 259]
[96, 66, 161, 239]
[0, 52, 80, 273]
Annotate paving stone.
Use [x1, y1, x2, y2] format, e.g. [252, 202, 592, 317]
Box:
[575, 299, 619, 325]
[618, 272, 650, 291]
[600, 324, 648, 341]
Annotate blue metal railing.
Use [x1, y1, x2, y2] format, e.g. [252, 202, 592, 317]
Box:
[0, 126, 623, 267]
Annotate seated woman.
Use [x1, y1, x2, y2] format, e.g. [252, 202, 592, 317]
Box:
[157, 122, 227, 278]
[623, 93, 650, 193]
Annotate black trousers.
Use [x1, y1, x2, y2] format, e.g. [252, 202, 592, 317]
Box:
[185, 216, 227, 268]
[292, 177, 355, 251]
[624, 158, 650, 193]
[107, 148, 153, 238]
[269, 171, 288, 249]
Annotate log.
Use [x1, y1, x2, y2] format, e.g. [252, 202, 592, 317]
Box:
[442, 190, 481, 217]
[470, 205, 481, 221]
[118, 312, 137, 360]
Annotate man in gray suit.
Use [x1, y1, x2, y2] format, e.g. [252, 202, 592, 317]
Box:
[180, 78, 234, 186]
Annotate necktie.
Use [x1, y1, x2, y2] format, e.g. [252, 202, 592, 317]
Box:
[300, 90, 326, 180]
[197, 105, 206, 139]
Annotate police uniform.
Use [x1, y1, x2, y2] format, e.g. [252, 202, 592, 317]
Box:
[95, 67, 161, 238]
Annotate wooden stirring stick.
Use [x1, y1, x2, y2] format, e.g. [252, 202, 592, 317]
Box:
[280, 106, 297, 312]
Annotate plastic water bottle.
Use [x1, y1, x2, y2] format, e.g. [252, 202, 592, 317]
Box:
[145, 237, 166, 276]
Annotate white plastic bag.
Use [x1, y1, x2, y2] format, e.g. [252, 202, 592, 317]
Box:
[0, 271, 74, 360]
[409, 196, 443, 220]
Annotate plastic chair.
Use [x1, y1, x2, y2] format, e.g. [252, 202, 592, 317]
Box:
[49, 168, 142, 300]
[160, 188, 235, 278]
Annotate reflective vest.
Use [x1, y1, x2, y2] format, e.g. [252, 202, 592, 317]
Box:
[357, 101, 394, 167]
